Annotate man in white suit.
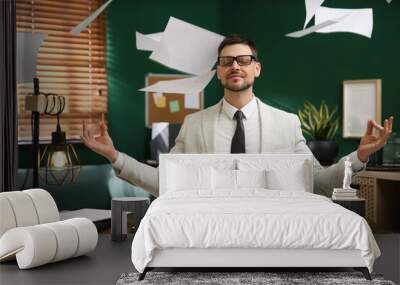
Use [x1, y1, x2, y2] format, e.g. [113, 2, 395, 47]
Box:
[81, 35, 393, 197]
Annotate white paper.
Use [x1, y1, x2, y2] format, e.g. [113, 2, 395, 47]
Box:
[149, 17, 224, 76]
[304, 0, 325, 28]
[152, 92, 163, 104]
[151, 122, 169, 140]
[184, 92, 200, 109]
[315, 7, 373, 38]
[140, 70, 215, 95]
[147, 33, 162, 42]
[286, 20, 339, 38]
[152, 92, 167, 108]
[16, 32, 47, 84]
[136, 32, 163, 51]
[71, 0, 113, 34]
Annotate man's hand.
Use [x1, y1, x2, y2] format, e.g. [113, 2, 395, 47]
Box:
[357, 116, 394, 162]
[80, 114, 118, 163]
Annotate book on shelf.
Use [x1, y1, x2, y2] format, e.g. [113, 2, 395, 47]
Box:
[333, 188, 357, 193]
[332, 194, 360, 200]
[332, 192, 358, 197]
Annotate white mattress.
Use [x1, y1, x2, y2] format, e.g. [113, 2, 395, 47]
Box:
[131, 190, 380, 273]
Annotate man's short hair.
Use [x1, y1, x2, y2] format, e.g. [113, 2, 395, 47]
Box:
[217, 34, 258, 59]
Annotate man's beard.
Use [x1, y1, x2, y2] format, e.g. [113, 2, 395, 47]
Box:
[222, 80, 254, 92]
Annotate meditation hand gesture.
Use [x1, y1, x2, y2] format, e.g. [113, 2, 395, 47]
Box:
[81, 114, 118, 162]
[357, 116, 394, 162]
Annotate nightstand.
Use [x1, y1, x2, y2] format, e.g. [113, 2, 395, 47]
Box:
[111, 197, 150, 242]
[332, 198, 366, 218]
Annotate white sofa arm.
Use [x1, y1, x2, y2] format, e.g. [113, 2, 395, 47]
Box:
[0, 225, 57, 268]
[0, 218, 98, 269]
[0, 189, 59, 237]
[64, 218, 98, 257]
[24, 188, 60, 223]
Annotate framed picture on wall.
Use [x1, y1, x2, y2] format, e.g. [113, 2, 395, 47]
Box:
[342, 79, 382, 138]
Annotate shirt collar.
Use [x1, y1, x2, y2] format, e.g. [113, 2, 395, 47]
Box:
[222, 96, 257, 120]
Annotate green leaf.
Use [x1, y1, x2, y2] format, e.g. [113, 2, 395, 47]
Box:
[299, 111, 311, 131]
[323, 102, 329, 120]
[327, 119, 339, 139]
[298, 100, 339, 141]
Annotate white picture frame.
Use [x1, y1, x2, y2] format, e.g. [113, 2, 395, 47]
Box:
[342, 79, 382, 138]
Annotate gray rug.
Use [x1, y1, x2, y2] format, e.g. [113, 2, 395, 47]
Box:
[116, 271, 396, 285]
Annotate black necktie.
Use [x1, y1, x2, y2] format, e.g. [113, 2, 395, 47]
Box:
[231, 110, 245, 153]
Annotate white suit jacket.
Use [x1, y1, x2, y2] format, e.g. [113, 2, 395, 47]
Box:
[116, 98, 364, 197]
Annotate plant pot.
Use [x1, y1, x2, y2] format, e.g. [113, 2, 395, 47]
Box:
[307, 140, 339, 166]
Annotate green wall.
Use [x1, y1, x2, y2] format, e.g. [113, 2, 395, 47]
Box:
[18, 0, 400, 169]
[219, 0, 399, 157]
[106, 0, 399, 163]
[106, 0, 221, 162]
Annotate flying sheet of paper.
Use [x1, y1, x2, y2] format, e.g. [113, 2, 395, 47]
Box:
[315, 7, 373, 38]
[286, 19, 339, 38]
[152, 92, 167, 108]
[304, 0, 325, 28]
[140, 70, 215, 95]
[71, 0, 113, 34]
[151, 122, 169, 140]
[16, 32, 47, 84]
[149, 17, 224, 75]
[184, 92, 200, 109]
[148, 33, 162, 41]
[169, 100, 180, 113]
[136, 32, 163, 51]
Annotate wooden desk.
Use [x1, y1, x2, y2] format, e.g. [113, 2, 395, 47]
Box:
[353, 171, 400, 232]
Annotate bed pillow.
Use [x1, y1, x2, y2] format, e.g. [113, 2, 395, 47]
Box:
[211, 169, 268, 190]
[212, 168, 237, 191]
[167, 162, 212, 192]
[266, 162, 308, 191]
[237, 169, 268, 189]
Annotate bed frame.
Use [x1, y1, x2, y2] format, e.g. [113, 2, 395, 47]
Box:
[138, 248, 371, 280]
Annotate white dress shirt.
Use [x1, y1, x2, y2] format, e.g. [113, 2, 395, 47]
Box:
[214, 96, 261, 153]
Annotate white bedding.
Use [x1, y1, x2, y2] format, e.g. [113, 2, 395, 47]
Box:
[131, 190, 380, 273]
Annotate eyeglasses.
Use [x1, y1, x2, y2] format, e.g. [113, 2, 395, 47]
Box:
[217, 55, 257, 67]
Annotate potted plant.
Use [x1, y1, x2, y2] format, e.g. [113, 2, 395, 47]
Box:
[298, 100, 340, 165]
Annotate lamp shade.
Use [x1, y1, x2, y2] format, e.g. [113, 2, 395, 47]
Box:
[39, 124, 80, 185]
[40, 144, 80, 185]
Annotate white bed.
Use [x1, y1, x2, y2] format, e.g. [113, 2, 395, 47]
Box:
[131, 154, 380, 280]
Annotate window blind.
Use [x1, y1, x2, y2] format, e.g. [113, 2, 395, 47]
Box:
[16, 0, 108, 142]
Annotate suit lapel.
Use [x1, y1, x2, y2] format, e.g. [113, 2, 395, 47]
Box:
[201, 100, 222, 153]
[257, 98, 275, 152]
[201, 98, 284, 153]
